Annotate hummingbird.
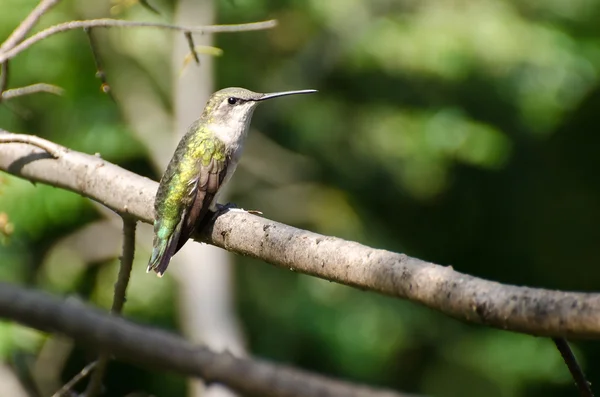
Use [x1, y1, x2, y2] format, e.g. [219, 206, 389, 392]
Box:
[147, 87, 317, 276]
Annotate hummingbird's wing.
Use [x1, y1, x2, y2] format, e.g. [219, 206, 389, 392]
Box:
[147, 136, 229, 276]
[178, 153, 229, 250]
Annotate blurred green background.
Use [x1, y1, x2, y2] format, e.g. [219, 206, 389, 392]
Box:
[2, 0, 600, 396]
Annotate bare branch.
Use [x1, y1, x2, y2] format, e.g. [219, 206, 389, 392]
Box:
[0, 19, 278, 64]
[2, 134, 600, 338]
[0, 61, 8, 101]
[0, 0, 61, 52]
[138, 0, 160, 15]
[51, 361, 97, 397]
[112, 217, 137, 314]
[0, 131, 64, 157]
[85, 216, 137, 397]
[84, 27, 113, 100]
[553, 338, 594, 397]
[0, 282, 415, 397]
[1, 83, 64, 101]
[184, 32, 200, 65]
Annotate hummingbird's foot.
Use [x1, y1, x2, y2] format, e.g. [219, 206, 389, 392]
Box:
[214, 202, 238, 214]
[213, 203, 263, 219]
[197, 203, 262, 235]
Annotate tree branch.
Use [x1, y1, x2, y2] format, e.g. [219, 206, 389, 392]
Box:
[0, 0, 60, 53]
[0, 132, 65, 157]
[1, 134, 600, 338]
[0, 282, 414, 397]
[83, 27, 113, 100]
[553, 338, 594, 397]
[0, 61, 8, 102]
[184, 31, 200, 65]
[1, 83, 64, 101]
[85, 216, 137, 397]
[0, 19, 277, 64]
[51, 361, 97, 397]
[111, 217, 137, 314]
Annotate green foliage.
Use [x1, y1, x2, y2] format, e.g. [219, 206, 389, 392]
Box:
[437, 331, 571, 396]
[0, 321, 45, 360]
[0, 176, 94, 240]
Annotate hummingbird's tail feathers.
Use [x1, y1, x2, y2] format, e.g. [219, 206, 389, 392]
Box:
[147, 216, 185, 277]
[147, 235, 179, 277]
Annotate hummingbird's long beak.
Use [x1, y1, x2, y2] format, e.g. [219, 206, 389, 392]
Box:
[257, 89, 318, 101]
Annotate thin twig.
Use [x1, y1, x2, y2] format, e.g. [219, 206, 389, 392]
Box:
[0, 0, 61, 52]
[85, 216, 137, 397]
[138, 0, 160, 15]
[184, 32, 200, 65]
[0, 61, 9, 102]
[0, 132, 64, 157]
[84, 27, 114, 101]
[553, 338, 594, 397]
[0, 19, 278, 63]
[51, 360, 98, 397]
[1, 83, 64, 101]
[112, 217, 137, 313]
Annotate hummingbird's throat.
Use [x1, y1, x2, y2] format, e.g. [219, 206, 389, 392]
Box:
[209, 106, 255, 150]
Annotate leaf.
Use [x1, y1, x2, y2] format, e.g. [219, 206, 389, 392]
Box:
[110, 0, 160, 15]
[0, 212, 13, 245]
[179, 45, 224, 76]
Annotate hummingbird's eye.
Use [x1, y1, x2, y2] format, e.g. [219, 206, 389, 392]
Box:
[227, 97, 237, 105]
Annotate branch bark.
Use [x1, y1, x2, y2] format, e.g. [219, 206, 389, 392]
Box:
[1, 134, 600, 338]
[0, 282, 413, 397]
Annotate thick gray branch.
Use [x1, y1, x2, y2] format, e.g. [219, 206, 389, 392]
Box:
[0, 283, 410, 397]
[1, 135, 600, 338]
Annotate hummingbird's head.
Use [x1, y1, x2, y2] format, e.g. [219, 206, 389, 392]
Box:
[201, 87, 317, 144]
